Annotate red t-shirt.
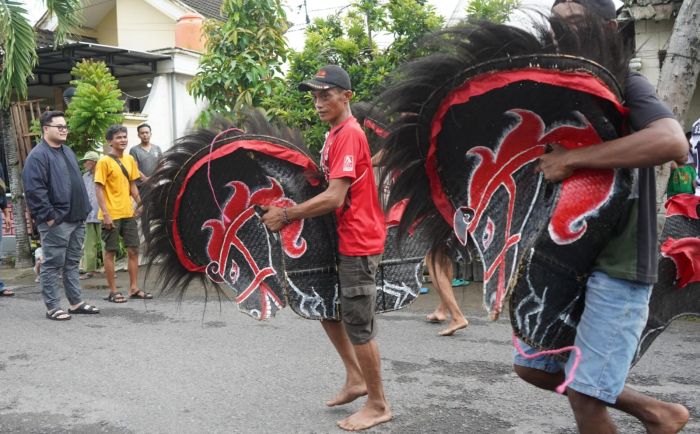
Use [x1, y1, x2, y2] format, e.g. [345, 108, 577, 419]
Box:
[320, 116, 386, 256]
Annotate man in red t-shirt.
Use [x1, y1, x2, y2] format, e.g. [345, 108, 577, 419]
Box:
[262, 65, 390, 431]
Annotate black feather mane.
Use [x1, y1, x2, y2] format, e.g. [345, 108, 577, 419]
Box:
[142, 110, 313, 300]
[374, 14, 631, 249]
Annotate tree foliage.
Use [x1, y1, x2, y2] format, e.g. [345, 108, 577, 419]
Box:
[262, 0, 443, 154]
[65, 60, 123, 156]
[0, 0, 82, 107]
[466, 0, 520, 24]
[188, 0, 289, 125]
[192, 0, 525, 154]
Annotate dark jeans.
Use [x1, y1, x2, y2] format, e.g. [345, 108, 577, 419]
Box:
[37, 221, 85, 310]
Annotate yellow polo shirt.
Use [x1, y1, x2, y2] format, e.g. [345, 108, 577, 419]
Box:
[94, 154, 140, 219]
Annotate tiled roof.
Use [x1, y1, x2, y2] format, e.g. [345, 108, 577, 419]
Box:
[621, 0, 682, 20]
[35, 29, 98, 49]
[179, 0, 223, 19]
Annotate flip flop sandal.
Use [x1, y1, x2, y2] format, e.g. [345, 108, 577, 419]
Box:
[79, 273, 94, 280]
[68, 302, 100, 314]
[104, 292, 127, 303]
[129, 290, 153, 299]
[46, 308, 71, 321]
[0, 289, 15, 296]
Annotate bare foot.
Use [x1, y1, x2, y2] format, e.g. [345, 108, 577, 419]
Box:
[644, 402, 689, 434]
[438, 318, 469, 336]
[338, 403, 392, 431]
[326, 384, 367, 407]
[426, 311, 446, 323]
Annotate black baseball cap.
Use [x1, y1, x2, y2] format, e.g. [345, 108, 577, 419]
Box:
[298, 65, 352, 92]
[552, 0, 617, 20]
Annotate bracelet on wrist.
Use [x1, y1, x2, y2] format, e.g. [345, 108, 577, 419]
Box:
[282, 207, 291, 225]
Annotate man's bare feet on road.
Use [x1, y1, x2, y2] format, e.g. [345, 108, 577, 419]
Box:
[326, 384, 367, 407]
[338, 403, 392, 431]
[438, 318, 469, 336]
[644, 402, 689, 434]
[426, 311, 446, 323]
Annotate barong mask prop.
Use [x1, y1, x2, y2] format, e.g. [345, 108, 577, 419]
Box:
[143, 112, 430, 320]
[375, 20, 639, 353]
[633, 194, 700, 362]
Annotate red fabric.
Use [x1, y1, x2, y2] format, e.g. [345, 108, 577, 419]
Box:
[665, 194, 700, 219]
[385, 199, 408, 226]
[321, 117, 386, 256]
[426, 68, 628, 224]
[661, 237, 700, 288]
[173, 139, 320, 272]
[363, 118, 390, 138]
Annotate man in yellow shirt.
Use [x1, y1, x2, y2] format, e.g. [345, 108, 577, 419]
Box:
[95, 125, 152, 303]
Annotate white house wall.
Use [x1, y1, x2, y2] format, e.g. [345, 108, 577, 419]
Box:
[635, 19, 700, 128]
[95, 7, 118, 47]
[141, 52, 207, 150]
[116, 0, 176, 51]
[634, 20, 673, 87]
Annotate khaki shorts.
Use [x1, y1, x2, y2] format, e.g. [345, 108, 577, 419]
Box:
[102, 217, 140, 251]
[338, 254, 381, 345]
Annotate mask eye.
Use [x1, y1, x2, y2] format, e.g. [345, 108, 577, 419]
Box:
[456, 206, 475, 226]
[453, 206, 476, 246]
[482, 217, 495, 250]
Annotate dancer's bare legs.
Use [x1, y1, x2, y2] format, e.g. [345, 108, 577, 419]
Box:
[321, 320, 367, 406]
[337, 338, 392, 431]
[514, 366, 689, 433]
[425, 248, 468, 336]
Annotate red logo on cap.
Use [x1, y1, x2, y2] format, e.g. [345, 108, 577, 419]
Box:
[316, 70, 327, 78]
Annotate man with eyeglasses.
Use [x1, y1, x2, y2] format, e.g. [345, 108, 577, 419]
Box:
[23, 111, 100, 320]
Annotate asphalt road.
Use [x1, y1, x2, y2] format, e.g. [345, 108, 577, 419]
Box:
[0, 269, 698, 433]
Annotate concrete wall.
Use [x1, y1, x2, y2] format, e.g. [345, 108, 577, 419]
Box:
[140, 49, 207, 150]
[115, 0, 176, 51]
[635, 19, 700, 129]
[95, 7, 118, 46]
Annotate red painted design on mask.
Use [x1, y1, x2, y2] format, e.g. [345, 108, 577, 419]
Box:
[464, 109, 613, 316]
[202, 177, 307, 319]
[661, 237, 700, 288]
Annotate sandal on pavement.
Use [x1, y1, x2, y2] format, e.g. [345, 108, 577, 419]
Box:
[68, 302, 100, 314]
[104, 292, 127, 303]
[129, 290, 153, 299]
[0, 289, 15, 297]
[46, 308, 71, 321]
[79, 272, 94, 280]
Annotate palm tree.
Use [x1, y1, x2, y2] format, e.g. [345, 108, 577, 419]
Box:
[0, 0, 82, 106]
[0, 0, 82, 267]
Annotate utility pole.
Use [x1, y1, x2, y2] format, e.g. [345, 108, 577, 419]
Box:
[448, 0, 468, 26]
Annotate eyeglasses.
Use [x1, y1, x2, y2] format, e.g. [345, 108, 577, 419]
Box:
[46, 124, 69, 131]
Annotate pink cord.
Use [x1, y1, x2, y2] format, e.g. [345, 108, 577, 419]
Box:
[206, 128, 244, 214]
[512, 333, 581, 394]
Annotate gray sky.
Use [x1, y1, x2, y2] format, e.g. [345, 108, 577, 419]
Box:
[22, 0, 556, 50]
[283, 0, 469, 50]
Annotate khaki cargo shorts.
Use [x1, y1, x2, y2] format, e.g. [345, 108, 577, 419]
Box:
[102, 217, 140, 251]
[338, 253, 381, 345]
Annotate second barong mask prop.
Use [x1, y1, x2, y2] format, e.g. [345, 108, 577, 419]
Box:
[143, 111, 431, 320]
[374, 20, 635, 354]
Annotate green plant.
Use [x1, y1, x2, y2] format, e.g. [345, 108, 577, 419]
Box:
[466, 0, 520, 24]
[262, 0, 443, 154]
[0, 0, 82, 108]
[188, 0, 289, 125]
[65, 59, 124, 156]
[29, 118, 41, 145]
